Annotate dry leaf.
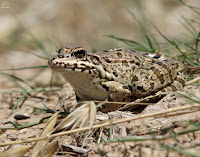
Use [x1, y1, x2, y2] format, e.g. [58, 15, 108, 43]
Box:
[0, 145, 32, 157]
[51, 101, 96, 133]
[89, 101, 97, 128]
[31, 112, 59, 157]
[60, 144, 90, 154]
[35, 140, 59, 157]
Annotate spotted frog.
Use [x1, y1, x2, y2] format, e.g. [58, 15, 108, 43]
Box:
[48, 47, 186, 112]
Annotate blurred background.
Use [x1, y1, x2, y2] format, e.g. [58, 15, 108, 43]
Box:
[0, 0, 199, 87]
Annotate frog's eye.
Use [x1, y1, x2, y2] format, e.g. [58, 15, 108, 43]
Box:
[72, 48, 87, 59]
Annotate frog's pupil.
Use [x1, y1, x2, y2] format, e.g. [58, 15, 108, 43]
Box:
[74, 50, 86, 58]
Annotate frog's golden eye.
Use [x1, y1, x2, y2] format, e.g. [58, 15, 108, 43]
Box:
[72, 48, 87, 59]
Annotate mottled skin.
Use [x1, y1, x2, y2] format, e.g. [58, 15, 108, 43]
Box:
[48, 47, 186, 112]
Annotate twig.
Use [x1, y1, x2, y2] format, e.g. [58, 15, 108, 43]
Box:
[0, 103, 199, 146]
[186, 76, 200, 85]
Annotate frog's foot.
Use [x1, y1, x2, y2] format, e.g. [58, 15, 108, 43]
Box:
[97, 81, 132, 112]
[97, 99, 125, 112]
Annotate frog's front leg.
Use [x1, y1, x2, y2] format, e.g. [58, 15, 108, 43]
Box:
[97, 81, 132, 112]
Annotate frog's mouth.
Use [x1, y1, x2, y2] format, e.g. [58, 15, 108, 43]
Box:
[48, 57, 96, 72]
[48, 56, 114, 83]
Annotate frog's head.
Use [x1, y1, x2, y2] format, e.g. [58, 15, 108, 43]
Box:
[48, 47, 114, 100]
[48, 47, 113, 78]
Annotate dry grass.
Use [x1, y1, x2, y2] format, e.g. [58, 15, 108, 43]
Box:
[0, 0, 200, 156]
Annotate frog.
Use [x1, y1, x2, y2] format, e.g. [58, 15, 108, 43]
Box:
[48, 47, 186, 112]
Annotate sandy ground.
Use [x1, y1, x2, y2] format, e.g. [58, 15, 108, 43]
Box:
[0, 0, 200, 156]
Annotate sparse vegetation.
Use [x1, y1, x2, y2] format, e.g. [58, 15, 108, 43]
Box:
[0, 0, 200, 156]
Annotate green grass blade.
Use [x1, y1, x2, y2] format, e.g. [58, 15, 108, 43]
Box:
[13, 15, 50, 57]
[160, 144, 200, 157]
[129, 11, 157, 52]
[177, 92, 200, 104]
[9, 93, 27, 117]
[24, 51, 49, 60]
[0, 65, 48, 71]
[0, 72, 35, 89]
[195, 31, 200, 63]
[155, 27, 189, 57]
[106, 35, 150, 52]
[178, 0, 200, 15]
[179, 15, 198, 36]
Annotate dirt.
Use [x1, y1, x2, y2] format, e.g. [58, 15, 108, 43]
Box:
[88, 85, 200, 156]
[0, 81, 200, 156]
[0, 1, 200, 156]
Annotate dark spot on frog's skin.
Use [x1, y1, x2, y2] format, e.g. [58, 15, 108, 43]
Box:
[150, 82, 155, 89]
[113, 70, 118, 77]
[156, 61, 161, 65]
[135, 56, 139, 61]
[103, 56, 109, 60]
[140, 72, 144, 75]
[153, 54, 161, 59]
[57, 55, 63, 58]
[80, 63, 86, 66]
[117, 52, 122, 57]
[73, 63, 78, 70]
[81, 69, 85, 72]
[103, 56, 112, 63]
[122, 60, 128, 64]
[175, 63, 179, 69]
[90, 56, 101, 65]
[176, 77, 185, 86]
[130, 60, 135, 64]
[116, 48, 123, 51]
[170, 85, 177, 91]
[158, 61, 173, 81]
[160, 89, 166, 92]
[136, 62, 140, 66]
[103, 50, 109, 52]
[137, 86, 146, 92]
[122, 86, 128, 89]
[97, 107, 101, 111]
[88, 70, 91, 74]
[85, 66, 91, 70]
[102, 84, 109, 91]
[128, 85, 132, 92]
[131, 49, 136, 52]
[150, 66, 165, 84]
[137, 86, 143, 90]
[102, 104, 106, 109]
[132, 75, 138, 81]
